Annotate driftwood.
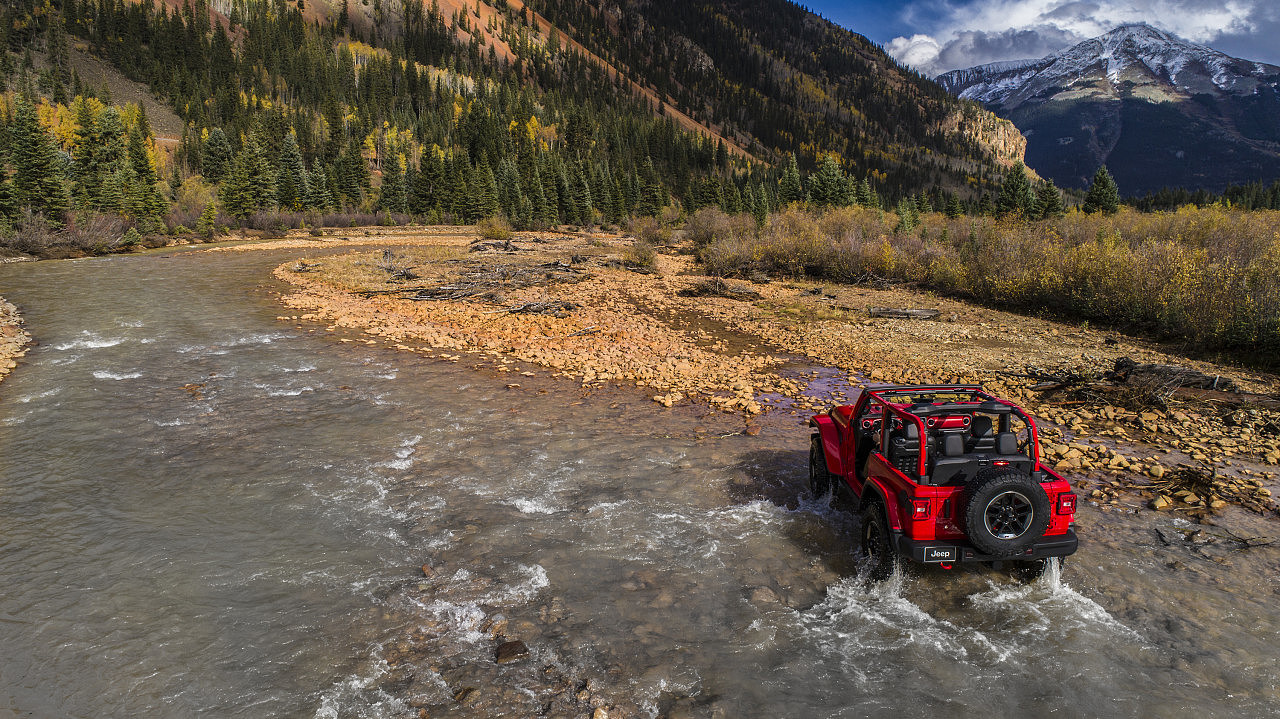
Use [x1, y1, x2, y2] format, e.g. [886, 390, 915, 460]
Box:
[483, 301, 580, 317]
[470, 239, 519, 252]
[868, 307, 941, 320]
[1108, 357, 1236, 392]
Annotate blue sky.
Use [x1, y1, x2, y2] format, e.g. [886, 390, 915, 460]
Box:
[803, 0, 1280, 76]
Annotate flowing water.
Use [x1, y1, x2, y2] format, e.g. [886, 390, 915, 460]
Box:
[0, 249, 1277, 718]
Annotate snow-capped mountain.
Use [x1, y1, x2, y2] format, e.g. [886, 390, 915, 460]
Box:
[937, 24, 1280, 193]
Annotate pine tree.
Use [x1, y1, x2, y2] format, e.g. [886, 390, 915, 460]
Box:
[808, 155, 846, 206]
[722, 181, 742, 214]
[304, 165, 332, 210]
[996, 162, 1037, 218]
[1037, 181, 1065, 218]
[202, 128, 233, 183]
[468, 161, 500, 220]
[377, 152, 407, 214]
[71, 99, 103, 207]
[0, 157, 15, 224]
[854, 178, 872, 207]
[894, 197, 919, 234]
[10, 97, 69, 225]
[276, 132, 308, 211]
[571, 163, 593, 226]
[221, 132, 277, 218]
[944, 194, 964, 219]
[219, 155, 254, 219]
[411, 150, 443, 215]
[495, 157, 522, 218]
[1082, 167, 1120, 215]
[125, 122, 166, 226]
[637, 158, 664, 217]
[778, 153, 805, 205]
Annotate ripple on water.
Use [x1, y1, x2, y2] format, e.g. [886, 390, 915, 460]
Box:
[92, 370, 143, 380]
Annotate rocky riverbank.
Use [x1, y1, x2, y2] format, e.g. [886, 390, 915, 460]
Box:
[259, 227, 1280, 521]
[0, 296, 31, 386]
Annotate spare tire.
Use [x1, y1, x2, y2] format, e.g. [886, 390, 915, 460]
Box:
[962, 466, 1051, 557]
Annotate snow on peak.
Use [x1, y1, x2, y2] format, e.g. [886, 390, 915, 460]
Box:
[939, 23, 1280, 106]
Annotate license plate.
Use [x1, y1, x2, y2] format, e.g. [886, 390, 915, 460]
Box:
[924, 546, 957, 562]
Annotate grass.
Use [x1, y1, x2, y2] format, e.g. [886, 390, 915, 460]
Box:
[694, 205, 1280, 363]
[306, 246, 465, 292]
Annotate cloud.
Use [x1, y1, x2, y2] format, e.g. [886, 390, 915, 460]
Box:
[886, 34, 944, 74]
[887, 0, 1279, 75]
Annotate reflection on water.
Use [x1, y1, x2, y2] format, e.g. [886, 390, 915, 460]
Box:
[0, 250, 1277, 718]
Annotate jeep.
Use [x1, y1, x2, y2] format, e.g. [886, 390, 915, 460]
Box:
[809, 385, 1078, 580]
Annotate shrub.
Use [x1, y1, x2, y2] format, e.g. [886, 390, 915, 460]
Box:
[628, 216, 672, 247]
[625, 238, 658, 270]
[476, 216, 513, 241]
[684, 207, 754, 251]
[118, 227, 142, 248]
[196, 204, 218, 239]
[697, 204, 1280, 361]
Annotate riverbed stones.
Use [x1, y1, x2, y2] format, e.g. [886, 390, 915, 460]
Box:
[256, 227, 1280, 518]
[0, 297, 30, 385]
[494, 640, 529, 664]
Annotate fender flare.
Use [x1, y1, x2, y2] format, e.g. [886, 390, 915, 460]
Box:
[809, 415, 845, 478]
[860, 476, 904, 530]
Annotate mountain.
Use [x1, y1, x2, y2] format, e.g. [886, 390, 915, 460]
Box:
[519, 0, 1029, 195]
[937, 24, 1280, 194]
[2, 0, 1028, 237]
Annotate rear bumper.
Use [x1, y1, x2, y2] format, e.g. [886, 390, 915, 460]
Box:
[895, 529, 1078, 564]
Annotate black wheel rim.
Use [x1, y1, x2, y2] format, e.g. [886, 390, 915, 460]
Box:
[984, 490, 1034, 539]
[862, 517, 881, 557]
[809, 443, 824, 494]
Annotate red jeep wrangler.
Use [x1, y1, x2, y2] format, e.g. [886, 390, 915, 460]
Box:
[810, 385, 1078, 580]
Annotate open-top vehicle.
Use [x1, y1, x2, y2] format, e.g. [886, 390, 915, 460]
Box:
[810, 385, 1078, 580]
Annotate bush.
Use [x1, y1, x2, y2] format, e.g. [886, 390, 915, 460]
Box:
[476, 216, 513, 241]
[118, 227, 142, 248]
[684, 207, 754, 251]
[625, 238, 658, 271]
[697, 204, 1280, 361]
[627, 216, 670, 247]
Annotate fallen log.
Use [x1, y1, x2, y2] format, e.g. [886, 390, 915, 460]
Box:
[868, 307, 941, 320]
[1109, 357, 1236, 392]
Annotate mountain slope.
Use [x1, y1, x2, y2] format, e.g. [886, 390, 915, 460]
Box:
[521, 0, 1029, 194]
[937, 24, 1280, 193]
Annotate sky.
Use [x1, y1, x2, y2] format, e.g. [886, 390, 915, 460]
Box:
[805, 0, 1280, 77]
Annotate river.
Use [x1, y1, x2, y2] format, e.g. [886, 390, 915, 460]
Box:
[0, 248, 1277, 718]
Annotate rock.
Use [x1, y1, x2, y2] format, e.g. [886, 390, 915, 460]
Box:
[1182, 493, 1200, 504]
[750, 586, 781, 604]
[1258, 488, 1273, 497]
[494, 640, 529, 664]
[1148, 465, 1166, 479]
[592, 709, 610, 719]
[1209, 499, 1227, 509]
[1152, 495, 1172, 510]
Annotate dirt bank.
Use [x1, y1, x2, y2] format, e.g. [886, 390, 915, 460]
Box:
[0, 296, 31, 386]
[259, 227, 1280, 521]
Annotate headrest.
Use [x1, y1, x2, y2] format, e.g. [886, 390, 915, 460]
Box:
[971, 415, 993, 436]
[995, 432, 1018, 455]
[943, 433, 965, 456]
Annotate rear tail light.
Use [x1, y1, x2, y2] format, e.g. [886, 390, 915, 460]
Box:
[910, 498, 931, 520]
[993, 460, 1009, 466]
[1057, 493, 1077, 515]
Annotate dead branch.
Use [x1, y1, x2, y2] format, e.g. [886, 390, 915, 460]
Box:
[868, 307, 941, 320]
